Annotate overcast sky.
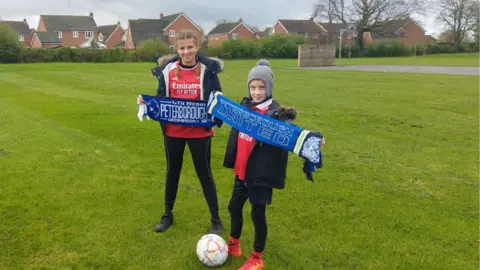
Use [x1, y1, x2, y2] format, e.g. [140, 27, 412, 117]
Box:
[0, 0, 444, 36]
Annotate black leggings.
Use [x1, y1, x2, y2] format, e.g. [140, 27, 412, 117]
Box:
[163, 136, 220, 221]
[229, 194, 267, 252]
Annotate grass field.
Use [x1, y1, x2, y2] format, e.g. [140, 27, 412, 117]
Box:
[0, 57, 478, 269]
[335, 53, 480, 66]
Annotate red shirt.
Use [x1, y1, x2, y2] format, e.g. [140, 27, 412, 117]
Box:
[164, 61, 214, 138]
[234, 100, 272, 181]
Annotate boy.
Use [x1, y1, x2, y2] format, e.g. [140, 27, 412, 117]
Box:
[223, 59, 315, 270]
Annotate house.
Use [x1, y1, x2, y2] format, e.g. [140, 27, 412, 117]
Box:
[125, 12, 202, 50]
[0, 19, 35, 47]
[98, 22, 124, 48]
[36, 13, 100, 47]
[255, 27, 271, 39]
[425, 35, 438, 44]
[363, 17, 427, 47]
[317, 23, 356, 45]
[31, 32, 62, 48]
[207, 18, 256, 47]
[268, 17, 327, 42]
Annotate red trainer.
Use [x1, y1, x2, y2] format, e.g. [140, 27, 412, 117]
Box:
[228, 236, 242, 257]
[238, 251, 263, 270]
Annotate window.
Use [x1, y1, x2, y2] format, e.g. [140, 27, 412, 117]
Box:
[58, 31, 62, 38]
[99, 34, 103, 42]
[73, 31, 78, 38]
[85, 31, 93, 38]
[169, 46, 175, 53]
[169, 30, 175, 37]
[232, 33, 238, 39]
[18, 35, 24, 41]
[313, 33, 319, 39]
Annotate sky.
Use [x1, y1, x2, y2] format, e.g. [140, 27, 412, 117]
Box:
[0, 0, 444, 37]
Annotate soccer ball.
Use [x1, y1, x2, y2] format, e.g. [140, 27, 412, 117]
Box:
[196, 234, 228, 267]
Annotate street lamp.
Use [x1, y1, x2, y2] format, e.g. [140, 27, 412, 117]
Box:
[338, 28, 347, 66]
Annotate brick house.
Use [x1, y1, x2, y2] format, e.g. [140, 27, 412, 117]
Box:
[363, 18, 427, 47]
[98, 22, 124, 48]
[207, 18, 256, 47]
[0, 19, 35, 47]
[124, 12, 202, 50]
[31, 32, 61, 48]
[36, 13, 100, 47]
[268, 18, 328, 43]
[425, 35, 438, 44]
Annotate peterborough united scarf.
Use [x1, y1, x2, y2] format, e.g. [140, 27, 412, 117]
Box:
[137, 93, 323, 180]
[137, 95, 215, 127]
[207, 92, 323, 180]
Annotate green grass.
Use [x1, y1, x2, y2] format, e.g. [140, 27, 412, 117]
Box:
[335, 53, 480, 66]
[0, 59, 478, 270]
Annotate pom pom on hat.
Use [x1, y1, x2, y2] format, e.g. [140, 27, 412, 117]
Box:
[256, 59, 270, 66]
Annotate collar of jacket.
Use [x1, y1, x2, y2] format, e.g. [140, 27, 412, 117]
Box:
[241, 97, 280, 117]
[153, 53, 222, 73]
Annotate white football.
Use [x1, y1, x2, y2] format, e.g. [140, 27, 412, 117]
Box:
[196, 234, 228, 267]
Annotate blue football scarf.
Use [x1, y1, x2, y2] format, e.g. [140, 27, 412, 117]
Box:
[137, 95, 215, 127]
[207, 92, 323, 180]
[137, 93, 323, 181]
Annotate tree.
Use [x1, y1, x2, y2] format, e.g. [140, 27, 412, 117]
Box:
[312, 0, 341, 23]
[439, 29, 472, 43]
[0, 24, 25, 63]
[136, 37, 169, 61]
[436, 0, 478, 50]
[312, 0, 425, 54]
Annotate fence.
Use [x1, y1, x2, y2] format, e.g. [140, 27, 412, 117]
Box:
[297, 43, 336, 67]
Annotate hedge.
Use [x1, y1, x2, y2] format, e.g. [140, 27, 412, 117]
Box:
[0, 33, 479, 64]
[335, 41, 479, 58]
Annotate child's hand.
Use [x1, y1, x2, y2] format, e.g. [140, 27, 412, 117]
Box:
[320, 137, 325, 148]
[137, 95, 145, 105]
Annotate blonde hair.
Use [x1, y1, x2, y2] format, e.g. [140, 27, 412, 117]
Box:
[175, 29, 201, 79]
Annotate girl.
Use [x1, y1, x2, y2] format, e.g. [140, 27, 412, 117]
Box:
[140, 30, 224, 234]
[222, 59, 325, 270]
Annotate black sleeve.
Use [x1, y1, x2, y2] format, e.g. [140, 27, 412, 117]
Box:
[223, 128, 238, 168]
[151, 66, 166, 97]
[211, 71, 222, 93]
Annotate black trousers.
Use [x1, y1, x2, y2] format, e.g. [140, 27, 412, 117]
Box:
[163, 135, 220, 221]
[228, 178, 270, 252]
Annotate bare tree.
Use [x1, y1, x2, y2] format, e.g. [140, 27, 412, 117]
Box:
[312, 0, 342, 23]
[437, 0, 478, 49]
[313, 0, 425, 53]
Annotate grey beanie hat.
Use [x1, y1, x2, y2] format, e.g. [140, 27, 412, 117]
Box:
[247, 59, 274, 98]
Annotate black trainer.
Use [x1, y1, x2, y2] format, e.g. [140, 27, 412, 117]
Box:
[209, 219, 222, 235]
[155, 214, 173, 233]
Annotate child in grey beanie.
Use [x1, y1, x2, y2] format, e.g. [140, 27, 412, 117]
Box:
[224, 58, 303, 269]
[247, 59, 274, 99]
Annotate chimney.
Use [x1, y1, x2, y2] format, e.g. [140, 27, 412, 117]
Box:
[23, 18, 27, 24]
[89, 12, 93, 17]
[239, 17, 243, 23]
[117, 21, 121, 26]
[160, 12, 164, 19]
